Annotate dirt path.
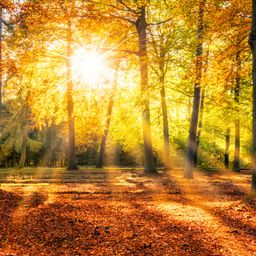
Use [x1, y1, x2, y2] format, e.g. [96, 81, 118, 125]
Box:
[0, 168, 255, 255]
[155, 170, 256, 256]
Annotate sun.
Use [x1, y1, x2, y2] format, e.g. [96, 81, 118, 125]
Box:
[71, 48, 108, 86]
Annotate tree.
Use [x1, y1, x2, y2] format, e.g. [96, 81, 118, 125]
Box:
[194, 88, 205, 167]
[0, 6, 2, 116]
[96, 1, 157, 172]
[148, 14, 173, 171]
[184, 0, 206, 178]
[96, 62, 119, 168]
[66, 19, 78, 170]
[224, 127, 231, 169]
[249, 0, 256, 190]
[194, 46, 209, 167]
[135, 5, 156, 173]
[232, 50, 241, 172]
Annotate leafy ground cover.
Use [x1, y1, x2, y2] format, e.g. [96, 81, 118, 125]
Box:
[0, 168, 255, 255]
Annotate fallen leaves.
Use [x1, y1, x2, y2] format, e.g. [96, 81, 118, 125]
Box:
[0, 169, 255, 255]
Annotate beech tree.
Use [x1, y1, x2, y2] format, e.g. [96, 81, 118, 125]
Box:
[184, 0, 206, 178]
[97, 1, 157, 173]
[148, 6, 174, 171]
[232, 50, 241, 172]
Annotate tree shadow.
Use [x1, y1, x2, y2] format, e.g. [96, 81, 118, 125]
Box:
[2, 187, 225, 255]
[204, 179, 256, 238]
[2, 169, 255, 255]
[0, 189, 22, 248]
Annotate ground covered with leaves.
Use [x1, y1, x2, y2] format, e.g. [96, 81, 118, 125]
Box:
[0, 168, 255, 255]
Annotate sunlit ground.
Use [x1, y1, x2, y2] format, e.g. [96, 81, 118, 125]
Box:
[0, 168, 255, 255]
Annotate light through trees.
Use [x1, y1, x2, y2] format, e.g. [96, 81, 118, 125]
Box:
[0, 0, 256, 191]
[71, 48, 112, 86]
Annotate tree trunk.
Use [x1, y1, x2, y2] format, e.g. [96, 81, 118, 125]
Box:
[136, 6, 156, 173]
[233, 120, 240, 171]
[66, 20, 78, 170]
[187, 98, 192, 122]
[18, 101, 29, 168]
[194, 88, 205, 167]
[249, 0, 256, 190]
[19, 137, 27, 168]
[0, 7, 3, 117]
[232, 51, 241, 172]
[160, 79, 172, 170]
[225, 127, 230, 169]
[96, 64, 119, 168]
[42, 125, 54, 167]
[184, 0, 205, 179]
[194, 48, 209, 167]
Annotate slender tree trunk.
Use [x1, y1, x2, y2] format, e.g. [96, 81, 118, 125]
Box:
[225, 127, 231, 169]
[136, 6, 156, 173]
[160, 78, 172, 170]
[187, 98, 192, 122]
[19, 102, 28, 168]
[233, 120, 240, 171]
[19, 137, 27, 168]
[232, 51, 241, 172]
[96, 64, 119, 168]
[194, 88, 205, 167]
[184, 0, 205, 179]
[0, 7, 3, 117]
[249, 0, 256, 190]
[42, 125, 54, 167]
[194, 48, 209, 167]
[66, 20, 78, 170]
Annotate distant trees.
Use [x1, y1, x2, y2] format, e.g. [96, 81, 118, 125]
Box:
[0, 0, 255, 179]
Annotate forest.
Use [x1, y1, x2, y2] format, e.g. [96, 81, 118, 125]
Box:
[0, 0, 256, 255]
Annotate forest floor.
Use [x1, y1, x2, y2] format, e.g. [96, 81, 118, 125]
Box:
[0, 167, 256, 256]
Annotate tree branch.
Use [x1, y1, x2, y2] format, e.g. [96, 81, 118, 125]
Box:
[109, 13, 136, 25]
[147, 17, 172, 26]
[117, 0, 138, 14]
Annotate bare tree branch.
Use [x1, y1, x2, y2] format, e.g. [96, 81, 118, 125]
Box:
[109, 13, 136, 25]
[117, 0, 138, 14]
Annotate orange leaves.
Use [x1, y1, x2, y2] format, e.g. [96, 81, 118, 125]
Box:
[0, 169, 255, 255]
